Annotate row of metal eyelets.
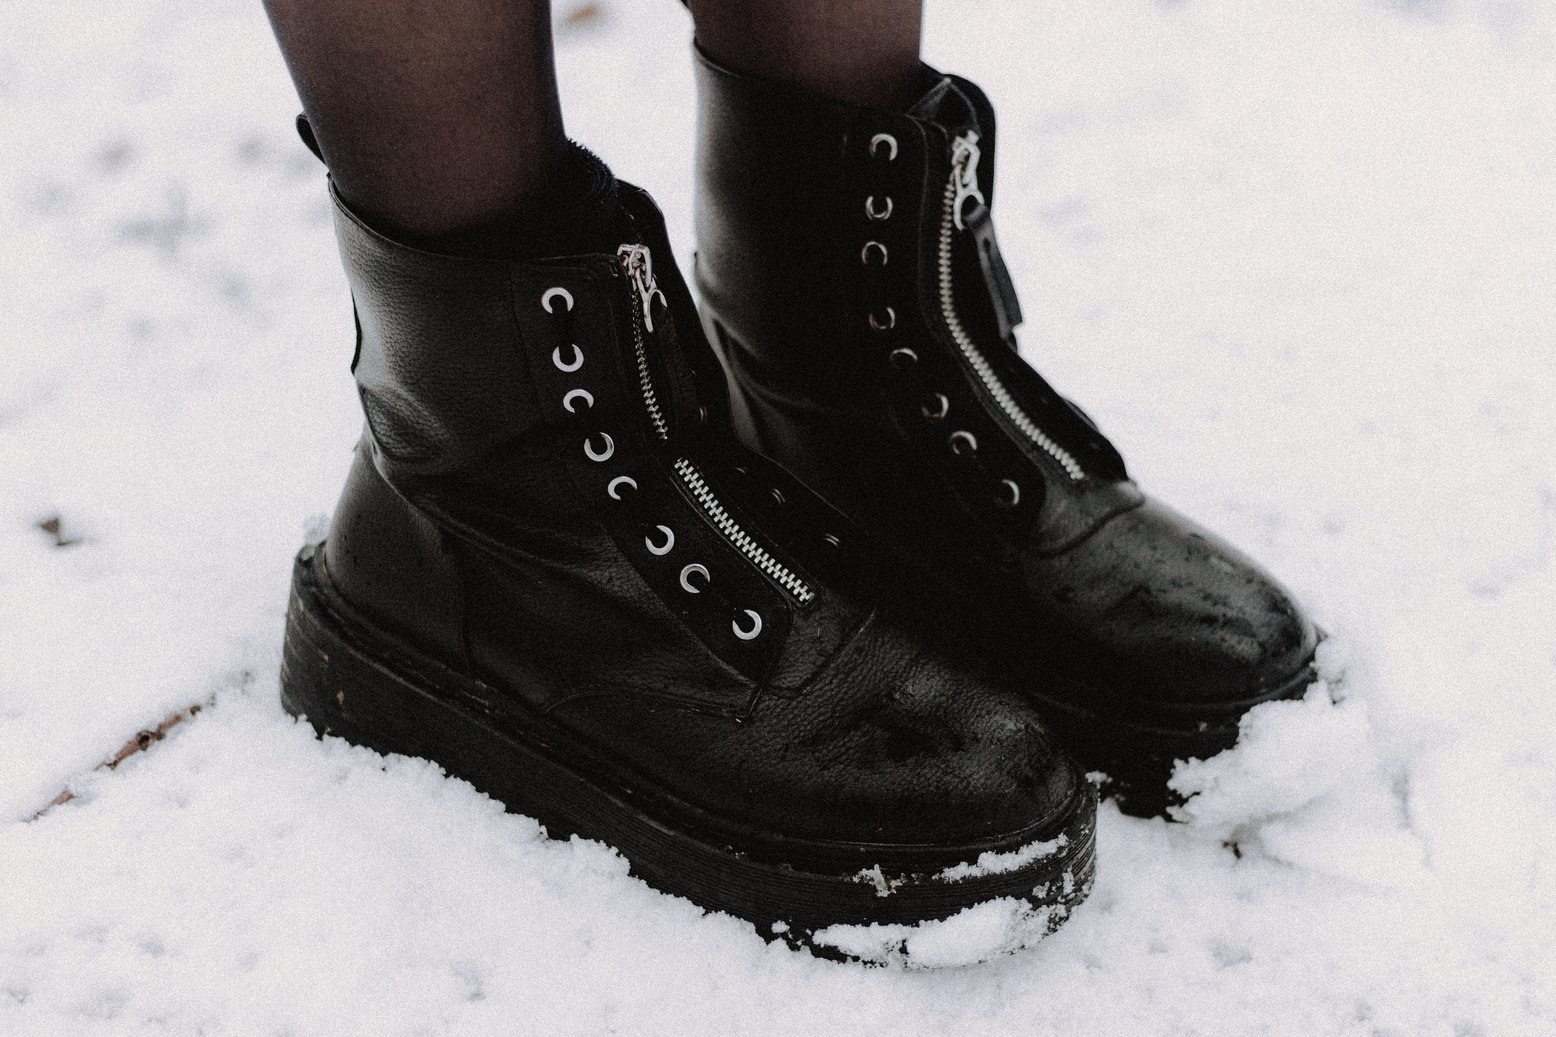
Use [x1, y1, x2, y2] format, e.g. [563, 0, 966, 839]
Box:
[863, 133, 1020, 512]
[542, 285, 763, 641]
[864, 134, 897, 342]
[728, 464, 844, 560]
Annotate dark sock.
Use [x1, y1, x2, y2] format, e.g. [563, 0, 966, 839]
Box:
[411, 140, 622, 261]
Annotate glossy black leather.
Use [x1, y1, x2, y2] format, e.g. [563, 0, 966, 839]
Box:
[320, 179, 1086, 849]
[693, 49, 1317, 719]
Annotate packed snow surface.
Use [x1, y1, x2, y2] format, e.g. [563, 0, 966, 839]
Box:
[2, 0, 1554, 1032]
[811, 897, 1067, 971]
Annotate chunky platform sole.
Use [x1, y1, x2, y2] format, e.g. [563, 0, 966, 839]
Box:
[279, 543, 1096, 963]
[1022, 659, 1318, 818]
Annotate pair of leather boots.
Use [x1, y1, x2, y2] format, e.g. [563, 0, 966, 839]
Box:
[280, 51, 1317, 963]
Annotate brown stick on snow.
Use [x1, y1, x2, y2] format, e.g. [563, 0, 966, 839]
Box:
[28, 699, 213, 821]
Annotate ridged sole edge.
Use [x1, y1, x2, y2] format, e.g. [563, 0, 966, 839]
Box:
[279, 543, 1097, 963]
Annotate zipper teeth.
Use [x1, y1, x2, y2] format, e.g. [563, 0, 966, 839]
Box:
[620, 248, 813, 606]
[673, 457, 815, 605]
[937, 173, 1086, 482]
[628, 288, 670, 442]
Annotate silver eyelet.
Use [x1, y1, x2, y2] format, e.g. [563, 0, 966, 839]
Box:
[868, 307, 897, 332]
[646, 524, 675, 555]
[921, 393, 949, 421]
[541, 287, 574, 314]
[769, 488, 786, 506]
[860, 241, 889, 266]
[889, 346, 919, 369]
[820, 532, 841, 549]
[949, 430, 978, 456]
[865, 195, 893, 221]
[562, 388, 593, 413]
[995, 479, 1021, 509]
[607, 475, 637, 500]
[869, 133, 898, 161]
[732, 609, 763, 641]
[679, 563, 710, 594]
[584, 432, 615, 462]
[552, 344, 584, 372]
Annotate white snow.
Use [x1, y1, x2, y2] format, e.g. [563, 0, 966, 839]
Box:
[852, 864, 904, 898]
[811, 897, 1066, 970]
[936, 835, 1069, 882]
[3, 0, 1554, 1031]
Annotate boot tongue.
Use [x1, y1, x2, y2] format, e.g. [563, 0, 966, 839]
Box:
[907, 76, 980, 136]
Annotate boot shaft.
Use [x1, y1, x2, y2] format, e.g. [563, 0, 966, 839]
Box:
[335, 190, 542, 478]
[335, 180, 721, 481]
[693, 49, 1015, 400]
[321, 180, 875, 702]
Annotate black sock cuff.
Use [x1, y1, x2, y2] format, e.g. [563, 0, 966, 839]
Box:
[397, 140, 623, 261]
[517, 140, 623, 259]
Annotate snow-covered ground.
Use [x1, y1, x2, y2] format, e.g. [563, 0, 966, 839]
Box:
[3, 0, 1553, 1031]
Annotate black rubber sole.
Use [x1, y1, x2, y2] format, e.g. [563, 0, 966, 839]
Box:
[1025, 658, 1319, 818]
[279, 543, 1096, 963]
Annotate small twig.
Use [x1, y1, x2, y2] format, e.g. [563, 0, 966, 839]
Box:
[560, 1, 602, 29]
[29, 698, 213, 821]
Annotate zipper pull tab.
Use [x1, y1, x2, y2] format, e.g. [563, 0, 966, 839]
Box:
[617, 243, 667, 333]
[951, 132, 986, 231]
[965, 202, 1025, 341]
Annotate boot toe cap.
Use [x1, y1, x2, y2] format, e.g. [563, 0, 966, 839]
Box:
[833, 631, 1084, 846]
[1033, 497, 1319, 711]
[744, 612, 1087, 849]
[552, 610, 1085, 852]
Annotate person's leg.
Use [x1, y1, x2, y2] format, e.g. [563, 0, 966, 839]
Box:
[687, 0, 923, 111]
[262, 0, 566, 245]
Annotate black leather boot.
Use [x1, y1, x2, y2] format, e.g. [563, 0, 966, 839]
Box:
[278, 158, 1098, 958]
[693, 50, 1319, 817]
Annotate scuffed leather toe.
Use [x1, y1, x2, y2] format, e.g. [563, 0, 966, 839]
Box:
[1026, 498, 1318, 712]
[552, 608, 1081, 852]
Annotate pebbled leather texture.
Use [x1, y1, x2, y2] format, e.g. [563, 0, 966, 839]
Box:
[693, 47, 1318, 723]
[319, 178, 1087, 848]
[337, 205, 537, 478]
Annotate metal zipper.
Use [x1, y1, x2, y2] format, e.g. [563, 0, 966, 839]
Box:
[619, 244, 670, 441]
[617, 245, 815, 605]
[673, 457, 815, 604]
[938, 133, 1086, 482]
